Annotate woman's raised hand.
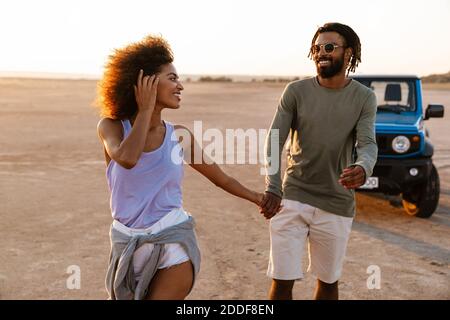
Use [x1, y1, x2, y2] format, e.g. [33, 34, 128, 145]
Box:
[134, 69, 159, 113]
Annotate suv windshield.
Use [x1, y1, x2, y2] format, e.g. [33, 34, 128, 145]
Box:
[355, 79, 416, 113]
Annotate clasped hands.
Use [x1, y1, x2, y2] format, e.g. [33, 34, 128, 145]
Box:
[257, 165, 366, 220]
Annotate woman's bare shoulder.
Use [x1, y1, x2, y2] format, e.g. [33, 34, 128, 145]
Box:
[97, 118, 124, 139]
[173, 124, 192, 133]
[173, 124, 194, 144]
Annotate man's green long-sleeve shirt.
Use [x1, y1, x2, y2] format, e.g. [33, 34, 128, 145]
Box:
[265, 77, 378, 217]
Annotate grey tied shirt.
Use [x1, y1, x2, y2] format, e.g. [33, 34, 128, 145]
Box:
[105, 216, 201, 300]
[265, 77, 378, 217]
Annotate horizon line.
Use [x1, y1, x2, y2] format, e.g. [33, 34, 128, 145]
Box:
[0, 71, 311, 81]
[0, 70, 448, 81]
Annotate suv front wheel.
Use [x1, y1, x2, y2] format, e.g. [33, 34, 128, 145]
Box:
[401, 164, 440, 218]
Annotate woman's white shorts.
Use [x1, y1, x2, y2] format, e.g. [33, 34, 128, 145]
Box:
[112, 208, 192, 281]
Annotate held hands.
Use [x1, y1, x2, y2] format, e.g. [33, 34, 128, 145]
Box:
[254, 166, 366, 221]
[258, 192, 283, 220]
[339, 165, 366, 189]
[134, 69, 159, 113]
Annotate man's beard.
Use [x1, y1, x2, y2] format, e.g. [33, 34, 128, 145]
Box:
[316, 54, 345, 78]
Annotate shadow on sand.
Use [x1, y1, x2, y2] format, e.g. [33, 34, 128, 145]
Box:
[354, 191, 450, 265]
[352, 221, 450, 265]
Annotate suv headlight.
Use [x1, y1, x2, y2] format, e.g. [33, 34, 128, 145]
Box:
[392, 135, 411, 153]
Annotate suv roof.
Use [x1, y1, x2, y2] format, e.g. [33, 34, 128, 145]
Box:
[351, 75, 420, 81]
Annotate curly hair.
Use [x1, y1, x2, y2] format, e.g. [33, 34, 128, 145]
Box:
[308, 22, 361, 75]
[96, 35, 174, 119]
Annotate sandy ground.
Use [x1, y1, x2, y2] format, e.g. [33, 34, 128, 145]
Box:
[0, 78, 449, 300]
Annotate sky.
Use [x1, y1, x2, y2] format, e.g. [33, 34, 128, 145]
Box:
[1, 0, 449, 78]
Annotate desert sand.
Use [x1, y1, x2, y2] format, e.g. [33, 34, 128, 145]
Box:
[0, 78, 448, 299]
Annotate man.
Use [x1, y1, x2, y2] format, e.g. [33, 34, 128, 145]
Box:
[260, 22, 378, 300]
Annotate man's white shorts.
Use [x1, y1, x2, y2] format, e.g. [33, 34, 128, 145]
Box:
[267, 199, 353, 284]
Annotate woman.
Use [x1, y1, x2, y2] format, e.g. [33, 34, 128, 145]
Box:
[96, 35, 264, 300]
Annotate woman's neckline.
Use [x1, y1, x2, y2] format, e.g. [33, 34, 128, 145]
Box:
[127, 119, 168, 155]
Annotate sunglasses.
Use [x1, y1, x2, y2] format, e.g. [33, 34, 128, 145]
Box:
[311, 43, 345, 54]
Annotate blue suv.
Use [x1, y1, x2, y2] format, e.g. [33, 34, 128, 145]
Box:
[352, 75, 444, 218]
